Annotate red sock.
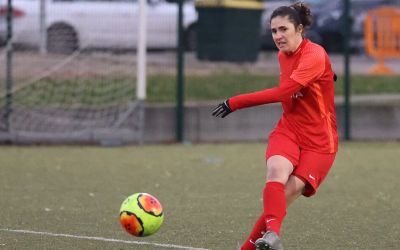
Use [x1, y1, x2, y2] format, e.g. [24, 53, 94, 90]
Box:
[241, 213, 266, 250]
[263, 181, 286, 236]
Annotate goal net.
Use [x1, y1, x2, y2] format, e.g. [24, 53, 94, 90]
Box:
[0, 50, 145, 145]
[0, 0, 149, 145]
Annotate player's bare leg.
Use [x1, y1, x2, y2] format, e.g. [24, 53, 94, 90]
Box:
[265, 155, 293, 183]
[285, 175, 306, 206]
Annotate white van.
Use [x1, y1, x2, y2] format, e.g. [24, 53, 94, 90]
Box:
[6, 0, 198, 53]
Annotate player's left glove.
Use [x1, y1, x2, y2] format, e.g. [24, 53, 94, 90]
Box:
[212, 99, 232, 118]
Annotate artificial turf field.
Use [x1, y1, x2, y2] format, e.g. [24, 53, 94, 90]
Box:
[0, 142, 399, 250]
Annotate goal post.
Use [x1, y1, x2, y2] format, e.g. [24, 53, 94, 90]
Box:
[137, 0, 147, 101]
[134, 0, 148, 145]
[0, 0, 148, 146]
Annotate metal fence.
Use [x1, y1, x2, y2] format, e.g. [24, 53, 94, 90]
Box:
[1, 0, 400, 144]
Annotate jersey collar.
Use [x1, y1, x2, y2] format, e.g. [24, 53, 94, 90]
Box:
[285, 38, 308, 56]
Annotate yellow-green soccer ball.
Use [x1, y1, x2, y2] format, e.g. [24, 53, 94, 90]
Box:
[119, 193, 164, 237]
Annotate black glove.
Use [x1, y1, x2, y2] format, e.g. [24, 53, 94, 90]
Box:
[212, 100, 232, 118]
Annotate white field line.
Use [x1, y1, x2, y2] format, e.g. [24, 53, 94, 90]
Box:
[0, 228, 210, 250]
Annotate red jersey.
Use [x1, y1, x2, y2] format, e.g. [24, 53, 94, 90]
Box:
[229, 39, 338, 153]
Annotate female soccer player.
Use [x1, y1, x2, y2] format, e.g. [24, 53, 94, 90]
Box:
[212, 2, 338, 250]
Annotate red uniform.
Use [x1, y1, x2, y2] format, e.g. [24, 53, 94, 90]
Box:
[229, 39, 338, 196]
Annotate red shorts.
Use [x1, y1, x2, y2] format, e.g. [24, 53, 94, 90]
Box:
[266, 129, 336, 197]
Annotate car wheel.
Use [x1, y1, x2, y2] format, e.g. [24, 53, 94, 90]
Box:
[47, 23, 79, 54]
[184, 24, 197, 51]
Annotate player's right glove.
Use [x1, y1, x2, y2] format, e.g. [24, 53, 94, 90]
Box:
[212, 99, 232, 118]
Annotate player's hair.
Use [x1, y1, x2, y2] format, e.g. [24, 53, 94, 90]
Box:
[270, 1, 312, 30]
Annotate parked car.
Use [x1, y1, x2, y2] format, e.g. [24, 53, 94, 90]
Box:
[309, 0, 399, 52]
[260, 0, 400, 52]
[5, 0, 198, 53]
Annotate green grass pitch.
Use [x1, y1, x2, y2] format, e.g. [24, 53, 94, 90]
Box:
[0, 142, 399, 249]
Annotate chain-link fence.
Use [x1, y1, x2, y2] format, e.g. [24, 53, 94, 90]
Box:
[1, 0, 400, 144]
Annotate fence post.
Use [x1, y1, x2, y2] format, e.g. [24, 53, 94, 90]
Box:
[176, 0, 185, 143]
[39, 0, 47, 54]
[4, 0, 14, 132]
[343, 0, 351, 141]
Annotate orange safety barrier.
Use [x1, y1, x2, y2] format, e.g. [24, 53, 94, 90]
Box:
[364, 6, 400, 74]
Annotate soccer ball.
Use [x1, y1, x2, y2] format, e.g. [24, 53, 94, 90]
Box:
[119, 193, 164, 237]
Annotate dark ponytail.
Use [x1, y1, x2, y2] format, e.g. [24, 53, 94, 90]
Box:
[291, 2, 312, 28]
[270, 1, 313, 30]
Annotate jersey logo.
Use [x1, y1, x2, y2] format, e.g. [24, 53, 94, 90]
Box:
[292, 91, 304, 99]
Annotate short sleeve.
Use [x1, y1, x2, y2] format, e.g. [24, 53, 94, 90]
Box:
[290, 45, 326, 86]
